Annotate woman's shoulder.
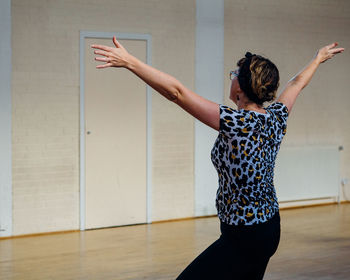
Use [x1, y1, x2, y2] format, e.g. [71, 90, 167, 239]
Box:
[219, 104, 265, 137]
[220, 104, 235, 113]
[266, 102, 289, 116]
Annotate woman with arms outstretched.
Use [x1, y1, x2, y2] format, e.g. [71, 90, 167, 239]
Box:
[92, 39, 344, 279]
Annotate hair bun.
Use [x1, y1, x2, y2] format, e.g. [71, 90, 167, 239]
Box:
[237, 53, 280, 105]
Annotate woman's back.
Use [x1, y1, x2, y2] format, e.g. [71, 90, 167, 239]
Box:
[211, 102, 289, 226]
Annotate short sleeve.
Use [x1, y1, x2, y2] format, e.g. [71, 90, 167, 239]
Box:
[267, 102, 289, 135]
[219, 105, 241, 137]
[269, 102, 289, 117]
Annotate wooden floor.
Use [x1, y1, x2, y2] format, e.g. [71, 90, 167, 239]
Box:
[0, 203, 349, 280]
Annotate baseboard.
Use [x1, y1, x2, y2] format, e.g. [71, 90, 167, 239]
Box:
[279, 197, 339, 210]
[152, 215, 217, 224]
[1, 200, 349, 239]
[0, 229, 80, 240]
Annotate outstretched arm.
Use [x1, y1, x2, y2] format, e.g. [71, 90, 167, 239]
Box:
[277, 42, 345, 114]
[91, 37, 220, 131]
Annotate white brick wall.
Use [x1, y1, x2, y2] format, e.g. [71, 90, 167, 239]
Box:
[224, 0, 350, 200]
[12, 0, 196, 235]
[11, 0, 350, 235]
[152, 100, 194, 221]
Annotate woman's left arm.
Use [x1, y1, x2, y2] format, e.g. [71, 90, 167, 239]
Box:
[277, 42, 344, 114]
[92, 37, 220, 131]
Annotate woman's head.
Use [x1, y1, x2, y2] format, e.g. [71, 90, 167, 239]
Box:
[234, 52, 279, 105]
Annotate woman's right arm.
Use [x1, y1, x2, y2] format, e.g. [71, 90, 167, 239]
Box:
[92, 37, 220, 131]
[277, 42, 344, 114]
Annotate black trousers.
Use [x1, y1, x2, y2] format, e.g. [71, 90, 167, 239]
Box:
[176, 212, 280, 280]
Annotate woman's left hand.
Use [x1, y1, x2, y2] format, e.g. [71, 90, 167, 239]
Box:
[315, 42, 345, 63]
[91, 36, 130, 69]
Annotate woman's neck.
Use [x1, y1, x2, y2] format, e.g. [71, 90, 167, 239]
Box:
[237, 99, 265, 113]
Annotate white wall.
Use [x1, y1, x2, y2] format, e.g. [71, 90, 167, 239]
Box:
[224, 0, 350, 201]
[11, 0, 195, 236]
[6, 0, 350, 237]
[0, 0, 12, 237]
[195, 0, 224, 216]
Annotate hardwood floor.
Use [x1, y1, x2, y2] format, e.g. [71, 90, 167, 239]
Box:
[0, 204, 349, 279]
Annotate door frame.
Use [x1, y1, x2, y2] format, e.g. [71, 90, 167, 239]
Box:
[79, 31, 153, 230]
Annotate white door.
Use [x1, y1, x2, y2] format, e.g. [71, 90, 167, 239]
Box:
[84, 38, 147, 229]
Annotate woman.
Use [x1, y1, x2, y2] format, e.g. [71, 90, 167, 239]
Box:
[92, 39, 344, 279]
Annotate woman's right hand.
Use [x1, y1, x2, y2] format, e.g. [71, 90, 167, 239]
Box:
[315, 42, 345, 63]
[91, 36, 131, 69]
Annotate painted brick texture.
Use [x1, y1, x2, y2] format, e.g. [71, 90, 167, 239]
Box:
[12, 0, 195, 235]
[224, 0, 350, 201]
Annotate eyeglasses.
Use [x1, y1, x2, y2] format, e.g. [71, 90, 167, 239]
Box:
[230, 70, 239, 80]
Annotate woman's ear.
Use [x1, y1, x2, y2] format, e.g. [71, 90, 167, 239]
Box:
[236, 84, 244, 95]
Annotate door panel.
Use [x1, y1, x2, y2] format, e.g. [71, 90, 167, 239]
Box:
[84, 38, 147, 229]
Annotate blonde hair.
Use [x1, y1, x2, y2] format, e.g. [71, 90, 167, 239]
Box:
[237, 53, 279, 105]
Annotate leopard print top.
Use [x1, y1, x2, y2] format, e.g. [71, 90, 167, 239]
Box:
[211, 102, 289, 225]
